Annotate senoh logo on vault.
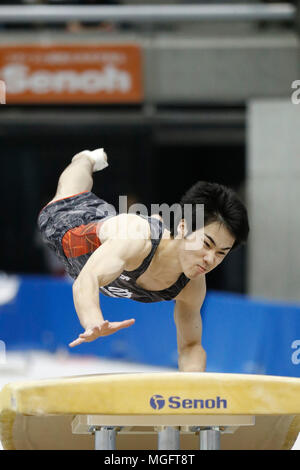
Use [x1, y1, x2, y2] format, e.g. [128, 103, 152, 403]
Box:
[149, 394, 227, 410]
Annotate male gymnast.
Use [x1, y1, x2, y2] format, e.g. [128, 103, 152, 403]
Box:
[37, 148, 249, 372]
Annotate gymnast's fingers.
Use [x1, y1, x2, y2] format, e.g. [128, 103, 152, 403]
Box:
[111, 318, 136, 331]
[68, 336, 86, 348]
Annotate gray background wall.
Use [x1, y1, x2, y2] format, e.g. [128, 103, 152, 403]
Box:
[247, 99, 300, 301]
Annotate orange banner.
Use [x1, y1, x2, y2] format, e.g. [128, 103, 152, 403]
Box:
[0, 44, 143, 104]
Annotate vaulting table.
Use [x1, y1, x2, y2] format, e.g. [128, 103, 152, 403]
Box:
[0, 372, 299, 450]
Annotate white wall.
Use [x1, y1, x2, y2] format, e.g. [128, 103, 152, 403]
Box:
[247, 99, 300, 301]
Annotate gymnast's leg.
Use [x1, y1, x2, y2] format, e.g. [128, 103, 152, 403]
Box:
[48, 149, 108, 205]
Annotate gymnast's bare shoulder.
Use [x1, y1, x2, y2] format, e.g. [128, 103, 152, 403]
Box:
[174, 272, 207, 307]
[96, 213, 153, 270]
[98, 213, 150, 242]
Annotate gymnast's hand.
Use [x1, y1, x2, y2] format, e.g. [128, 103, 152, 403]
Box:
[68, 318, 135, 348]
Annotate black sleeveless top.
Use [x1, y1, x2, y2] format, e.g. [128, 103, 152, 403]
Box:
[99, 216, 191, 303]
[38, 190, 191, 304]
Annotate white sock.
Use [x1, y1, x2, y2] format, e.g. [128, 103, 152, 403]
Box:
[86, 148, 109, 172]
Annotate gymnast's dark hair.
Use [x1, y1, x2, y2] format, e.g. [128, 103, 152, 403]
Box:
[169, 181, 249, 250]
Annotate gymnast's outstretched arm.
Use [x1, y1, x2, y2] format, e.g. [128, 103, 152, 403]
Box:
[69, 216, 152, 347]
[174, 276, 207, 372]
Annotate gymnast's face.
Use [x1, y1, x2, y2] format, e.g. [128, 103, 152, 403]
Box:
[177, 220, 235, 279]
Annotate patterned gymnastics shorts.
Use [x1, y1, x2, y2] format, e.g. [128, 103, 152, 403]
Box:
[37, 191, 116, 277]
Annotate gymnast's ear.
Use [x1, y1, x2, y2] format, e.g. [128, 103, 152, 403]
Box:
[175, 219, 188, 239]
